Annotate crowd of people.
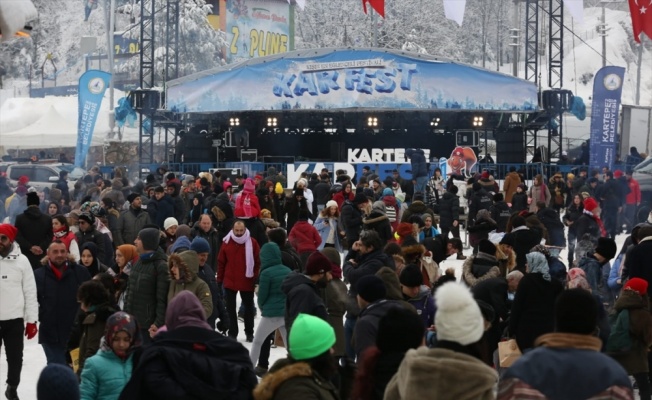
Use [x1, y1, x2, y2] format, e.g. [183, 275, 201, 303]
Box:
[0, 156, 651, 400]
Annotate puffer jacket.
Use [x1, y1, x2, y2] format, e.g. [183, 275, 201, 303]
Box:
[167, 251, 213, 319]
[405, 286, 435, 328]
[438, 191, 460, 228]
[288, 220, 322, 253]
[609, 290, 652, 374]
[123, 250, 170, 328]
[343, 249, 396, 318]
[281, 272, 328, 330]
[258, 243, 292, 318]
[115, 206, 151, 246]
[362, 211, 393, 243]
[354, 299, 405, 358]
[80, 350, 133, 400]
[462, 253, 501, 287]
[77, 303, 119, 377]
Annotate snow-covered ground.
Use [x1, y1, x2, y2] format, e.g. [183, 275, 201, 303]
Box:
[0, 229, 634, 399]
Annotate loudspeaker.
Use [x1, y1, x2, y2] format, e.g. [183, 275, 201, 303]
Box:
[496, 128, 525, 163]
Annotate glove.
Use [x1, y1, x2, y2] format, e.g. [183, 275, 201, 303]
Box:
[25, 322, 38, 340]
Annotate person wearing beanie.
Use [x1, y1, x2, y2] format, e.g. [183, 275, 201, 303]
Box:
[399, 191, 435, 224]
[462, 239, 501, 288]
[399, 264, 435, 328]
[339, 189, 367, 251]
[353, 275, 407, 359]
[363, 201, 393, 243]
[159, 216, 179, 253]
[283, 187, 311, 234]
[254, 313, 340, 400]
[319, 246, 348, 357]
[351, 307, 424, 400]
[608, 277, 652, 396]
[384, 282, 497, 400]
[249, 242, 293, 377]
[510, 183, 529, 213]
[0, 223, 39, 400]
[624, 225, 652, 298]
[123, 228, 170, 344]
[490, 192, 511, 233]
[115, 191, 152, 247]
[235, 178, 261, 219]
[314, 200, 344, 254]
[149, 186, 175, 233]
[467, 208, 497, 255]
[281, 251, 331, 332]
[500, 289, 633, 399]
[13, 190, 53, 270]
[37, 364, 80, 400]
[508, 252, 563, 352]
[577, 236, 618, 307]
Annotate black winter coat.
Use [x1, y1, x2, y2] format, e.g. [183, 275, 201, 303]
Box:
[511, 192, 529, 213]
[343, 249, 395, 318]
[490, 201, 512, 233]
[197, 264, 221, 330]
[574, 213, 601, 244]
[15, 206, 53, 270]
[625, 239, 652, 297]
[281, 272, 329, 330]
[340, 200, 364, 245]
[120, 326, 257, 400]
[354, 299, 404, 358]
[537, 208, 566, 247]
[468, 189, 493, 223]
[313, 181, 332, 206]
[362, 212, 393, 243]
[509, 273, 563, 351]
[35, 262, 92, 345]
[191, 226, 221, 270]
[563, 203, 584, 235]
[76, 228, 107, 266]
[438, 191, 460, 228]
[423, 236, 451, 264]
[152, 194, 176, 230]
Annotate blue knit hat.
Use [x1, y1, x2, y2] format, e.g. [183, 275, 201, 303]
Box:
[170, 236, 192, 254]
[190, 237, 211, 254]
[37, 364, 80, 400]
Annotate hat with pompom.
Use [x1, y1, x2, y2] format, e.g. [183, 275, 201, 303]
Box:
[435, 282, 484, 346]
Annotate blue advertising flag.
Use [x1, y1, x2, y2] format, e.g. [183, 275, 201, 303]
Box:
[75, 70, 111, 167]
[589, 66, 626, 172]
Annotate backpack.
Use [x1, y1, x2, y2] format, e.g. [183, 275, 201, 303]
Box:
[607, 309, 632, 354]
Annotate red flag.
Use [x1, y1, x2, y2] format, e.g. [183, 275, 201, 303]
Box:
[362, 0, 385, 18]
[628, 0, 652, 42]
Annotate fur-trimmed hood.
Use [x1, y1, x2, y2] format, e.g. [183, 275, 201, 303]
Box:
[363, 212, 389, 225]
[401, 243, 425, 263]
[168, 251, 199, 283]
[462, 255, 500, 287]
[253, 361, 335, 400]
[384, 347, 497, 400]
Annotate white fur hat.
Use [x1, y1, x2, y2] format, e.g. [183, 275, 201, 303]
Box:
[435, 282, 484, 346]
[326, 200, 338, 209]
[164, 217, 179, 231]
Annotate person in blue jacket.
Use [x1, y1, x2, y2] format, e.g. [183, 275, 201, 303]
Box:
[80, 312, 141, 400]
[399, 264, 435, 329]
[406, 148, 429, 195]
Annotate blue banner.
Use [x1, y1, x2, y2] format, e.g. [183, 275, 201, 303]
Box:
[76, 70, 111, 167]
[167, 49, 538, 113]
[589, 66, 626, 172]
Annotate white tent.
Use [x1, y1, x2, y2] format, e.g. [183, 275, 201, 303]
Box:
[0, 105, 104, 149]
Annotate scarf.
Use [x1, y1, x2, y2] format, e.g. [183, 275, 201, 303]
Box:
[583, 209, 606, 237]
[535, 332, 602, 351]
[223, 228, 254, 278]
[49, 261, 68, 281]
[53, 227, 76, 251]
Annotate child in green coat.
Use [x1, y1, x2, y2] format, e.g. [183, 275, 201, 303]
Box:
[80, 311, 142, 400]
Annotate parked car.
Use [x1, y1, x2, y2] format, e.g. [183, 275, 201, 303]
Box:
[6, 163, 85, 191]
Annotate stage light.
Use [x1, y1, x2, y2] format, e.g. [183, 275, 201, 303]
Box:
[324, 117, 334, 127]
[267, 117, 278, 127]
[367, 117, 378, 127]
[229, 117, 240, 126]
[473, 116, 484, 127]
[430, 117, 440, 127]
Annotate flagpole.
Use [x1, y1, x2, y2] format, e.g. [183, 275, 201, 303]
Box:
[371, 9, 378, 47]
[635, 38, 643, 105]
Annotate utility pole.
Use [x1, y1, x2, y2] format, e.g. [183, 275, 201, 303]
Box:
[598, 2, 607, 68]
[636, 39, 643, 105]
[105, 0, 116, 138]
[510, 0, 520, 77]
[371, 10, 378, 47]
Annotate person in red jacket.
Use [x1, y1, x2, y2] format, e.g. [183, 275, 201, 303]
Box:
[288, 209, 322, 268]
[217, 220, 261, 342]
[235, 179, 261, 219]
[624, 170, 641, 233]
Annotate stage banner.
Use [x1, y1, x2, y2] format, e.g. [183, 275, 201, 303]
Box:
[167, 49, 539, 113]
[226, 0, 291, 63]
[75, 70, 110, 167]
[589, 66, 626, 172]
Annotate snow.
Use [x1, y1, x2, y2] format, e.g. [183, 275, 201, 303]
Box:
[0, 229, 634, 399]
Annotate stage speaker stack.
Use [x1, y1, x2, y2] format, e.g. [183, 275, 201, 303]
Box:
[496, 127, 525, 163]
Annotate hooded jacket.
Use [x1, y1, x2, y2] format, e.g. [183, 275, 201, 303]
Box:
[77, 302, 119, 377]
[258, 243, 292, 318]
[343, 250, 396, 318]
[253, 360, 339, 400]
[384, 347, 497, 400]
[15, 205, 53, 269]
[362, 211, 393, 243]
[503, 171, 522, 203]
[281, 271, 328, 330]
[354, 299, 405, 359]
[438, 191, 460, 228]
[462, 253, 501, 287]
[167, 251, 213, 319]
[123, 250, 170, 328]
[609, 290, 652, 374]
[288, 220, 322, 253]
[400, 201, 434, 223]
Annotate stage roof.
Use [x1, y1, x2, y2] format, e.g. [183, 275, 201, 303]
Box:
[166, 48, 539, 114]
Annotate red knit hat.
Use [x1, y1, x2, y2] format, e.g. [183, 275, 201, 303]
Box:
[0, 224, 18, 242]
[481, 171, 489, 179]
[18, 175, 29, 185]
[583, 197, 598, 212]
[614, 170, 624, 178]
[624, 278, 648, 296]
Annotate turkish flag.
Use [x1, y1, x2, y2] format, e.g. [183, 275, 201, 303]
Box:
[628, 0, 652, 42]
[362, 0, 385, 18]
